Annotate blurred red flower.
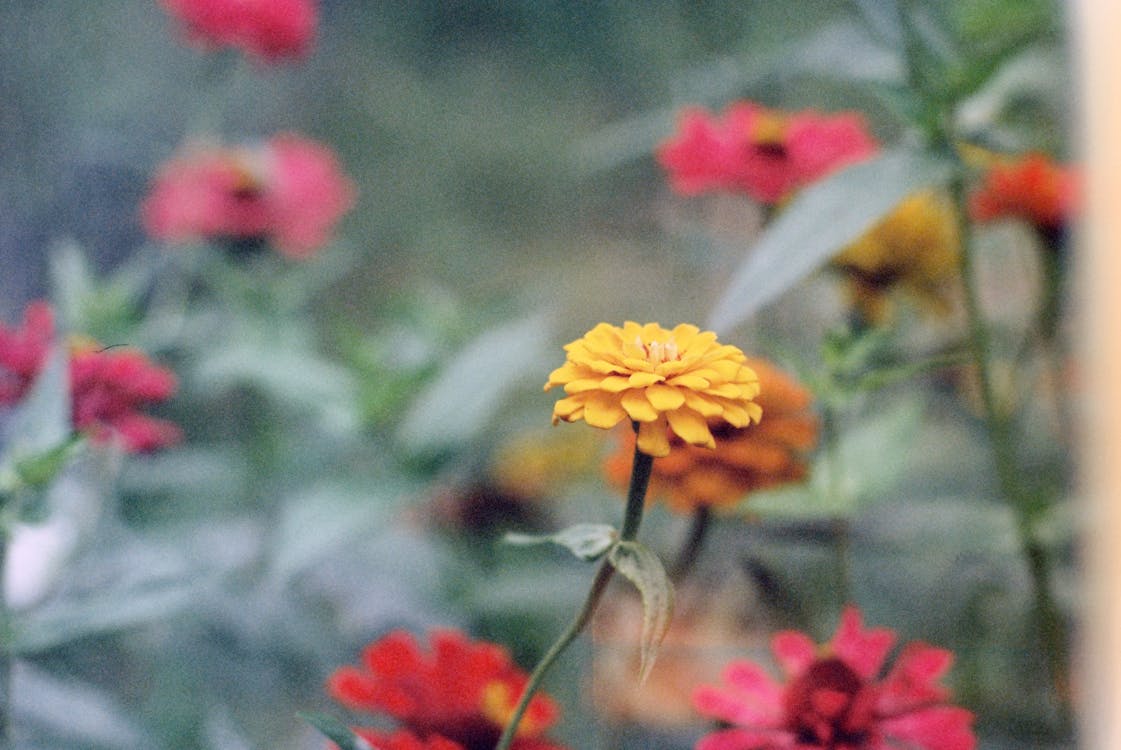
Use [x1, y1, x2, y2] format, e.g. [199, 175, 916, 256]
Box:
[0, 302, 181, 453]
[327, 629, 567, 750]
[657, 102, 878, 205]
[693, 606, 975, 750]
[969, 152, 1078, 236]
[0, 301, 54, 406]
[161, 0, 317, 62]
[141, 133, 356, 259]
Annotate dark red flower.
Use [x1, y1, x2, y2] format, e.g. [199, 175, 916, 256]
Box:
[969, 152, 1078, 235]
[657, 102, 878, 205]
[327, 629, 567, 750]
[693, 606, 976, 750]
[161, 0, 317, 62]
[69, 342, 182, 453]
[141, 133, 356, 259]
[0, 301, 54, 406]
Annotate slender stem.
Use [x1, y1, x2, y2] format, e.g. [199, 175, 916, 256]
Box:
[494, 438, 653, 750]
[0, 528, 11, 749]
[949, 173, 1070, 725]
[821, 402, 852, 606]
[671, 505, 711, 582]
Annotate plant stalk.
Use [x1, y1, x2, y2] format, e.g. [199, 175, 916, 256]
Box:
[494, 436, 653, 750]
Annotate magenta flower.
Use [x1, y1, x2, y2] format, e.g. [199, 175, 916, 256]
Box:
[656, 102, 878, 205]
[160, 0, 317, 62]
[0, 301, 54, 407]
[141, 133, 356, 259]
[693, 607, 976, 750]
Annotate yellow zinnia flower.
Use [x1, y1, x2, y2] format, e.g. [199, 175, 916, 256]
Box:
[544, 322, 762, 457]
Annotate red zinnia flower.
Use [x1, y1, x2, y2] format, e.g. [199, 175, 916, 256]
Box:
[69, 341, 182, 453]
[969, 152, 1078, 235]
[693, 606, 976, 750]
[161, 0, 317, 62]
[657, 102, 878, 205]
[327, 629, 567, 750]
[0, 301, 54, 406]
[141, 133, 356, 259]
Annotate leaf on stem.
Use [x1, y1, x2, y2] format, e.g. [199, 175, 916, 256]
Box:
[298, 712, 373, 750]
[504, 523, 617, 562]
[608, 540, 674, 682]
[706, 148, 952, 333]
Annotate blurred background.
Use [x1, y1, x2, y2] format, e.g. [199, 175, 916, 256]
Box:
[0, 1, 1075, 749]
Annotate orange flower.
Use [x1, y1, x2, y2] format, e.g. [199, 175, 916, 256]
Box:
[604, 358, 817, 512]
[545, 322, 761, 458]
[969, 152, 1078, 233]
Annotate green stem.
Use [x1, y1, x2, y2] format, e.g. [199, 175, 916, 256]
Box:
[821, 403, 852, 606]
[949, 173, 1070, 726]
[494, 438, 653, 750]
[671, 505, 712, 582]
[0, 528, 11, 749]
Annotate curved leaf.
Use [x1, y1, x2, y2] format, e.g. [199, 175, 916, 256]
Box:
[504, 523, 617, 562]
[608, 540, 674, 682]
[706, 148, 952, 333]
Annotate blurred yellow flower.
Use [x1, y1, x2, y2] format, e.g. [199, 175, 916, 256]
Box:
[832, 191, 960, 324]
[545, 322, 761, 458]
[604, 357, 817, 511]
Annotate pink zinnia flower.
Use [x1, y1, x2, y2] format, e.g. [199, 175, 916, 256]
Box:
[0, 301, 54, 406]
[327, 629, 567, 750]
[693, 606, 976, 750]
[70, 343, 182, 453]
[161, 0, 317, 62]
[657, 102, 879, 205]
[141, 133, 356, 259]
[969, 152, 1078, 236]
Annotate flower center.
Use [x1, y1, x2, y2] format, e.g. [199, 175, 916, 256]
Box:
[635, 336, 680, 365]
[750, 112, 790, 157]
[783, 658, 876, 749]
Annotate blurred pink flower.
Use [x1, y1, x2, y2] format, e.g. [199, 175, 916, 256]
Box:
[657, 102, 878, 205]
[141, 133, 356, 259]
[0, 302, 181, 453]
[693, 606, 976, 750]
[70, 342, 182, 453]
[0, 301, 54, 406]
[160, 0, 317, 62]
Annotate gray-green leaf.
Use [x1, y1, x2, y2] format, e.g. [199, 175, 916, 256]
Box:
[706, 148, 953, 333]
[608, 540, 674, 682]
[504, 523, 617, 562]
[298, 712, 373, 750]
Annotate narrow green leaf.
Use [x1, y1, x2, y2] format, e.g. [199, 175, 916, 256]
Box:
[608, 540, 674, 682]
[5, 344, 71, 457]
[298, 712, 373, 750]
[504, 523, 617, 562]
[706, 148, 953, 333]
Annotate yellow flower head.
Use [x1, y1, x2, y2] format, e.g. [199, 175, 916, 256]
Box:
[544, 322, 762, 457]
[832, 191, 960, 324]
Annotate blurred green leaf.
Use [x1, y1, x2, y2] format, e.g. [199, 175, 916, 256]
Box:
[397, 314, 552, 453]
[608, 540, 673, 682]
[706, 148, 953, 333]
[10, 573, 212, 654]
[299, 712, 372, 750]
[505, 523, 617, 562]
[4, 344, 71, 459]
[18, 663, 150, 749]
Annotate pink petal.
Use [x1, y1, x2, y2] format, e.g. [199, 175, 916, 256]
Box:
[831, 606, 895, 680]
[693, 660, 784, 728]
[877, 643, 952, 715]
[772, 631, 816, 678]
[880, 706, 977, 750]
[696, 727, 796, 750]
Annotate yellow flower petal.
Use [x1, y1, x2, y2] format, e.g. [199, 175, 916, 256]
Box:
[621, 390, 659, 422]
[636, 418, 671, 457]
[666, 408, 716, 449]
[583, 392, 627, 429]
[645, 384, 685, 410]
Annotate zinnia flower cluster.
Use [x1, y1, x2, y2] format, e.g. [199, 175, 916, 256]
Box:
[657, 101, 878, 205]
[326, 629, 567, 750]
[968, 152, 1078, 238]
[832, 191, 961, 324]
[693, 606, 976, 750]
[141, 133, 356, 260]
[161, 0, 317, 62]
[604, 357, 817, 512]
[545, 322, 762, 458]
[0, 302, 181, 453]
